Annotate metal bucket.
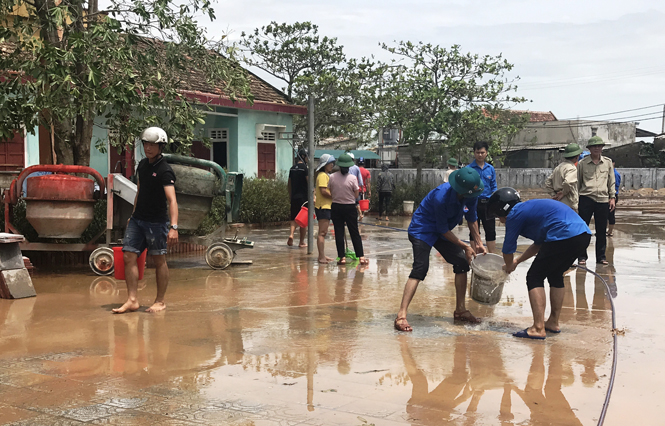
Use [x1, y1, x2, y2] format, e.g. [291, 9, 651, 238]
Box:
[470, 253, 507, 305]
[25, 175, 96, 238]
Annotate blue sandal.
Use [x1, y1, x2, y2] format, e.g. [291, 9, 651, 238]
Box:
[513, 328, 546, 340]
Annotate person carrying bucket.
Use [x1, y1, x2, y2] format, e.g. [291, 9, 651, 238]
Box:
[357, 157, 371, 212]
[315, 154, 336, 264]
[394, 168, 486, 332]
[487, 188, 591, 339]
[346, 152, 365, 221]
[113, 127, 179, 314]
[328, 153, 368, 265]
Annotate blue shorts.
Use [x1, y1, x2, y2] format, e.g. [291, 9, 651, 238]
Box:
[123, 217, 169, 256]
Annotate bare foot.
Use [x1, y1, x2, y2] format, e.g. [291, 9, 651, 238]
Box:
[359, 257, 369, 265]
[287, 236, 294, 246]
[146, 302, 166, 313]
[112, 299, 140, 314]
[299, 242, 307, 248]
[544, 320, 560, 333]
[318, 258, 329, 264]
[326, 256, 334, 261]
[385, 216, 389, 221]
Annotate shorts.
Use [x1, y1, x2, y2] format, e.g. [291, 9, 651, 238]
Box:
[408, 234, 470, 281]
[526, 233, 591, 291]
[290, 197, 307, 221]
[315, 208, 331, 220]
[123, 217, 169, 256]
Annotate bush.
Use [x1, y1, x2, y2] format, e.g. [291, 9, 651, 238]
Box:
[238, 177, 290, 225]
[369, 182, 437, 215]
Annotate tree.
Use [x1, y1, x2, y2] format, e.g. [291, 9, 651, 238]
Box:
[0, 0, 252, 166]
[374, 41, 527, 184]
[240, 22, 380, 144]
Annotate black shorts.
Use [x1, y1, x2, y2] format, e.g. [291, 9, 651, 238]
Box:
[408, 234, 470, 281]
[526, 233, 591, 291]
[290, 197, 307, 221]
[315, 208, 331, 220]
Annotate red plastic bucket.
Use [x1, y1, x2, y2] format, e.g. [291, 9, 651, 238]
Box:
[359, 199, 369, 212]
[113, 247, 147, 280]
[295, 205, 309, 228]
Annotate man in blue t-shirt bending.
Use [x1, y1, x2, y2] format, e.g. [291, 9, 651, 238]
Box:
[488, 188, 591, 340]
[394, 168, 486, 332]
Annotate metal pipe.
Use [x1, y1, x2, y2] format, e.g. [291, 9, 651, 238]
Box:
[12, 165, 106, 204]
[162, 154, 227, 194]
[307, 96, 315, 254]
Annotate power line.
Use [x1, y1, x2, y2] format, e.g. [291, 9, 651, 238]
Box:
[524, 114, 665, 129]
[561, 103, 665, 120]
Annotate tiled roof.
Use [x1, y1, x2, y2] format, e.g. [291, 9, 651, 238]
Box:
[1, 38, 304, 113]
[132, 37, 296, 108]
[510, 110, 558, 122]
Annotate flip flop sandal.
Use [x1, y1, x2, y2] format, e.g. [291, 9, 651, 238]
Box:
[513, 328, 546, 340]
[453, 310, 481, 324]
[394, 317, 412, 332]
[597, 260, 609, 265]
[578, 259, 587, 266]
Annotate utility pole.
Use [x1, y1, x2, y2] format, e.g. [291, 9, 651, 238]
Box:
[307, 96, 315, 254]
[661, 104, 665, 134]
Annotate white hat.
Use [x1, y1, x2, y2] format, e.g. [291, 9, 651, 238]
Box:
[316, 154, 335, 172]
[347, 152, 355, 160]
[141, 127, 169, 144]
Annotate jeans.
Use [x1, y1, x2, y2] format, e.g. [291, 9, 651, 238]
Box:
[123, 217, 169, 256]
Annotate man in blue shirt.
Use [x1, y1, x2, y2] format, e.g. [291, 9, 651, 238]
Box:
[488, 188, 591, 340]
[395, 168, 486, 332]
[466, 141, 498, 253]
[607, 160, 621, 237]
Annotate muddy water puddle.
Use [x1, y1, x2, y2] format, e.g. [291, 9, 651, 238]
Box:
[0, 215, 663, 424]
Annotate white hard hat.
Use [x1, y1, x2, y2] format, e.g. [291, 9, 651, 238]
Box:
[141, 127, 169, 144]
[347, 152, 355, 160]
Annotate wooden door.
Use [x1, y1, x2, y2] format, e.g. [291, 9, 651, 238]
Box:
[257, 143, 275, 178]
[0, 131, 25, 171]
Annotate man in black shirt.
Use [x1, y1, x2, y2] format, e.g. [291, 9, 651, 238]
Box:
[113, 127, 179, 314]
[287, 148, 309, 247]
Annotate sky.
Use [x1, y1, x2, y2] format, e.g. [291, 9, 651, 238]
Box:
[198, 0, 665, 135]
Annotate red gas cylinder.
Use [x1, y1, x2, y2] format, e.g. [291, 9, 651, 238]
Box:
[24, 175, 96, 238]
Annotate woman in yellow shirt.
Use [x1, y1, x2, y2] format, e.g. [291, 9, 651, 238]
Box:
[315, 154, 335, 263]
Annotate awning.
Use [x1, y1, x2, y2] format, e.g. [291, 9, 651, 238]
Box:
[314, 149, 380, 160]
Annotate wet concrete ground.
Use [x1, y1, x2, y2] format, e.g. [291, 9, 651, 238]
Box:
[0, 207, 662, 425]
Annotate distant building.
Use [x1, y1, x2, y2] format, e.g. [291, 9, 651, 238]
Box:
[503, 113, 637, 168]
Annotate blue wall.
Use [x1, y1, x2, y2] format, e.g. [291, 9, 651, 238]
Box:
[25, 129, 39, 167]
[86, 107, 295, 178]
[236, 110, 293, 178]
[90, 117, 109, 175]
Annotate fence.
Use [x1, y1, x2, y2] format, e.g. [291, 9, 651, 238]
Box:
[369, 168, 665, 190]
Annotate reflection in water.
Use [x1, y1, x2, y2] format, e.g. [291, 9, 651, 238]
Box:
[399, 335, 512, 424]
[512, 344, 583, 426]
[399, 335, 593, 425]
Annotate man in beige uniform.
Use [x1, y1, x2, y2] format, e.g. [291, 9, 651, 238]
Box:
[577, 136, 615, 265]
[545, 143, 583, 211]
